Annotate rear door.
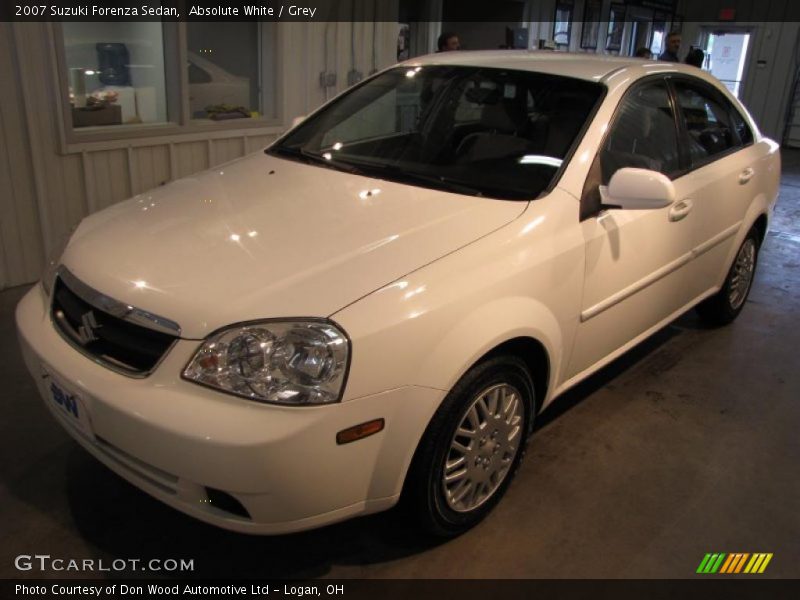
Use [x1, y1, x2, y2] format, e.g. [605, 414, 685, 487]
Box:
[668, 76, 759, 298]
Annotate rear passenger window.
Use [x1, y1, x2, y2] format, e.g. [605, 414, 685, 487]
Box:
[599, 81, 680, 184]
[729, 105, 754, 146]
[674, 80, 741, 165]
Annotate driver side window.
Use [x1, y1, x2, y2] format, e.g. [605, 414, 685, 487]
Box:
[580, 79, 680, 220]
[599, 81, 680, 184]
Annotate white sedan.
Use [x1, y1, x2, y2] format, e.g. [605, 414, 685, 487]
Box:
[16, 51, 780, 536]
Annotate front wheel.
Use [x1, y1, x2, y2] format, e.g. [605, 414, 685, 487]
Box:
[696, 228, 760, 326]
[402, 356, 535, 537]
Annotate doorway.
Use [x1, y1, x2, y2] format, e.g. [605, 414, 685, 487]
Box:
[627, 19, 652, 56]
[702, 30, 751, 98]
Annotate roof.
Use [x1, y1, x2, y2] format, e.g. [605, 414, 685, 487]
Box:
[407, 50, 701, 83]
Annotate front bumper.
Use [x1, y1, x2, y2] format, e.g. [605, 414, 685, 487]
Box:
[16, 284, 444, 534]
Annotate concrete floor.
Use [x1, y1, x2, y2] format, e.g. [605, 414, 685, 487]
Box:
[2, 151, 799, 580]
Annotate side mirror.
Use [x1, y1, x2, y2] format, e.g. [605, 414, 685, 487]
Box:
[603, 167, 676, 210]
[291, 115, 306, 128]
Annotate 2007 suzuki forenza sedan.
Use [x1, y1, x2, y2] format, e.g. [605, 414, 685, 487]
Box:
[17, 52, 779, 536]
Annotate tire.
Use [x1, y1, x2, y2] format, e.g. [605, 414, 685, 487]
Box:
[402, 355, 535, 537]
[696, 227, 760, 326]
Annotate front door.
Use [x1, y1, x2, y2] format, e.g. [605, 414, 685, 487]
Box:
[566, 78, 696, 379]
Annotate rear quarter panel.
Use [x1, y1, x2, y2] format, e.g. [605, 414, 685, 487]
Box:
[715, 138, 780, 288]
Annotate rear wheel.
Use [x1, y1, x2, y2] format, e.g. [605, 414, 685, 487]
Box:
[696, 228, 760, 326]
[403, 356, 535, 537]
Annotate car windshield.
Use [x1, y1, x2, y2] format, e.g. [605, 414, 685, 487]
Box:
[269, 65, 604, 200]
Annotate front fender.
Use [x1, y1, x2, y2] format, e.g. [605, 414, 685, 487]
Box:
[333, 191, 584, 408]
[417, 296, 562, 401]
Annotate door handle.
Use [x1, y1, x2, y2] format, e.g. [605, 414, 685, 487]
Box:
[739, 167, 755, 184]
[669, 199, 693, 222]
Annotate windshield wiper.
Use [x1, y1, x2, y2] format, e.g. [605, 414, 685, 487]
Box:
[271, 148, 489, 197]
[397, 171, 485, 197]
[347, 161, 486, 197]
[268, 146, 365, 175]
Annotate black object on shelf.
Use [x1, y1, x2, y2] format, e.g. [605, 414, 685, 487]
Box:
[96, 43, 130, 86]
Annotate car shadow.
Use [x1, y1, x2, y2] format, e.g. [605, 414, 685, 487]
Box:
[64, 448, 446, 579]
[533, 315, 691, 431]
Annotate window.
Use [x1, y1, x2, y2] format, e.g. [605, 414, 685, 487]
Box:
[606, 4, 626, 52]
[729, 105, 754, 146]
[320, 86, 410, 147]
[62, 22, 169, 128]
[186, 23, 264, 121]
[580, 0, 602, 50]
[553, 1, 575, 49]
[188, 62, 212, 85]
[272, 66, 603, 200]
[58, 22, 278, 136]
[674, 80, 741, 165]
[599, 80, 680, 184]
[650, 14, 668, 56]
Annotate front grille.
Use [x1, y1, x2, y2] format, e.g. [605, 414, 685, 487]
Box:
[51, 273, 179, 376]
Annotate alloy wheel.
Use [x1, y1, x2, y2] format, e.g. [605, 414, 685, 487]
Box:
[442, 383, 525, 512]
[728, 238, 756, 310]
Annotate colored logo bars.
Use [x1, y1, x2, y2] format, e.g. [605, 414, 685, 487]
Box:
[696, 553, 773, 574]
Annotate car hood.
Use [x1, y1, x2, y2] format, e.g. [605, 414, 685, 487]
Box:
[62, 151, 526, 339]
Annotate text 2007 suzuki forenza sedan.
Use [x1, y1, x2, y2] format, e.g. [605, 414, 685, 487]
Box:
[17, 52, 779, 536]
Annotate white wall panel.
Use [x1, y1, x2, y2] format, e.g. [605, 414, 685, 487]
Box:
[133, 145, 171, 194]
[60, 153, 88, 226]
[212, 137, 246, 166]
[89, 149, 131, 211]
[246, 135, 280, 153]
[175, 141, 209, 178]
[0, 21, 46, 287]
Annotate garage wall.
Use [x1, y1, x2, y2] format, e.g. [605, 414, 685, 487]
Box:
[676, 0, 800, 142]
[418, 0, 629, 55]
[0, 19, 398, 290]
[736, 21, 799, 142]
[0, 21, 46, 290]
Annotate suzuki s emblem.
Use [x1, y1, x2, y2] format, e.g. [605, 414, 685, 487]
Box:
[77, 311, 101, 345]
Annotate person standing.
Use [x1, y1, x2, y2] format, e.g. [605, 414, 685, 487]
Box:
[437, 32, 461, 52]
[685, 47, 705, 68]
[659, 31, 682, 62]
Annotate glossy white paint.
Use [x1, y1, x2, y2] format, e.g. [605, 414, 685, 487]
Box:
[17, 284, 445, 533]
[62, 155, 525, 339]
[16, 53, 781, 533]
[606, 168, 677, 209]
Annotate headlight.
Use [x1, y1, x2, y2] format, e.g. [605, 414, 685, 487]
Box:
[41, 225, 79, 297]
[183, 320, 350, 405]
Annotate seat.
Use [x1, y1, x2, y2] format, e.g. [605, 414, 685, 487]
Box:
[540, 92, 593, 158]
